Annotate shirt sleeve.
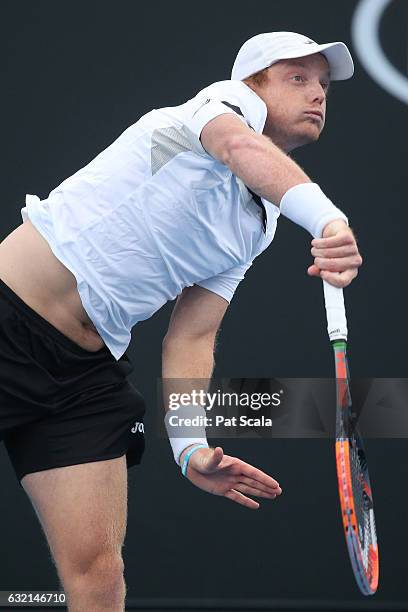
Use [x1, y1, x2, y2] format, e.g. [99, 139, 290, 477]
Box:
[195, 261, 253, 303]
[181, 81, 266, 154]
[186, 98, 249, 142]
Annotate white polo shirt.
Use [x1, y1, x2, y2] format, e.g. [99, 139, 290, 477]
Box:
[21, 80, 280, 360]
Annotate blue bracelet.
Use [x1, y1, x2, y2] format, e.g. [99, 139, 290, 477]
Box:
[181, 444, 208, 477]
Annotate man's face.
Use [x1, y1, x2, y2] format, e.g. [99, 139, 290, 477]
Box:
[255, 53, 331, 152]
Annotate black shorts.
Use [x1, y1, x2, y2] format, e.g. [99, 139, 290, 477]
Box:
[0, 278, 146, 482]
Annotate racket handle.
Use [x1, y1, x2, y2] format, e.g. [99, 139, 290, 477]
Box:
[323, 280, 348, 342]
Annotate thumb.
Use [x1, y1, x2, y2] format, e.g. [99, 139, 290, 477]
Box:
[307, 264, 321, 277]
[201, 446, 224, 473]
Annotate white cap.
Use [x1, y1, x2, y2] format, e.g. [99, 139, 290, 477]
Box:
[231, 32, 354, 81]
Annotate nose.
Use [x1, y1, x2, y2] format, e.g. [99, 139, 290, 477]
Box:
[310, 81, 326, 105]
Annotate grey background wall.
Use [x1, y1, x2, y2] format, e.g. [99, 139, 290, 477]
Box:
[1, 1, 407, 609]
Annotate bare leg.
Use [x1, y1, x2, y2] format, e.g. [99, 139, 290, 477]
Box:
[22, 456, 128, 612]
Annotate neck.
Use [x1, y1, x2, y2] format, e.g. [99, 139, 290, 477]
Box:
[262, 126, 294, 154]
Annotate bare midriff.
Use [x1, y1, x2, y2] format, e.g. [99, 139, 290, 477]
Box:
[0, 219, 106, 352]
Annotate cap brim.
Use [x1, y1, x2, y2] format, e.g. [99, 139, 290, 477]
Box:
[317, 42, 354, 80]
[274, 41, 354, 81]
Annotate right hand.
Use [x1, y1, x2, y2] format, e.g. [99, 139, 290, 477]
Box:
[308, 220, 363, 288]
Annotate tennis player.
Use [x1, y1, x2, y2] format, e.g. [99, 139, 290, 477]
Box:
[0, 32, 362, 611]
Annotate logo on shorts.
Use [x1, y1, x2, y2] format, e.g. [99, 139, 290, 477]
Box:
[131, 421, 145, 434]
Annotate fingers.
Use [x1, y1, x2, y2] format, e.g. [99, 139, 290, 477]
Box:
[311, 231, 355, 249]
[311, 244, 358, 259]
[307, 264, 321, 277]
[307, 268, 358, 287]
[308, 262, 360, 287]
[224, 489, 260, 510]
[320, 269, 358, 288]
[187, 454, 282, 509]
[308, 231, 362, 288]
[233, 460, 281, 490]
[234, 481, 281, 499]
[313, 255, 363, 273]
[239, 475, 282, 497]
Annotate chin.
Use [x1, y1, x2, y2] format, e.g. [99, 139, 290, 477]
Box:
[291, 126, 322, 149]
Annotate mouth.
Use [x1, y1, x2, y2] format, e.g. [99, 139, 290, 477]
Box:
[304, 110, 324, 122]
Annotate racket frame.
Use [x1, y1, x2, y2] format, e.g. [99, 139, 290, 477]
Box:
[323, 281, 379, 595]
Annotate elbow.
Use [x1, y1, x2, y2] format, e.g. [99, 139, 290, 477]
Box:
[162, 333, 176, 354]
[162, 331, 217, 352]
[222, 132, 268, 168]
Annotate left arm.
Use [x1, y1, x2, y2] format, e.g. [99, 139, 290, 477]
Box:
[163, 285, 282, 509]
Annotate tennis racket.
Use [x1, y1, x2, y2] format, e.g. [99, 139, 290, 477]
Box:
[323, 280, 379, 595]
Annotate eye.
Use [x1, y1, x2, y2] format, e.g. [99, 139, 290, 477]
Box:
[321, 81, 330, 94]
[291, 75, 304, 83]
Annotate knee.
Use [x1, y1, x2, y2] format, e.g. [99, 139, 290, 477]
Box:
[61, 551, 125, 607]
[84, 551, 124, 585]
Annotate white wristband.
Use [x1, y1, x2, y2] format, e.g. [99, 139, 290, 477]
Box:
[280, 183, 348, 238]
[164, 404, 209, 465]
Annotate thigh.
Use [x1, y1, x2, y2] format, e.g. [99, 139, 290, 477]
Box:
[21, 456, 128, 577]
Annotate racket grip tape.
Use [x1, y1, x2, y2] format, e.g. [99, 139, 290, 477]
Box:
[323, 280, 348, 342]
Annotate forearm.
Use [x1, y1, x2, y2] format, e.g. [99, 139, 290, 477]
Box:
[224, 132, 348, 238]
[162, 334, 215, 415]
[224, 132, 311, 204]
[162, 335, 215, 464]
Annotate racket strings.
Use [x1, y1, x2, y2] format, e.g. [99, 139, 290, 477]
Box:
[349, 426, 377, 580]
[334, 347, 378, 593]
